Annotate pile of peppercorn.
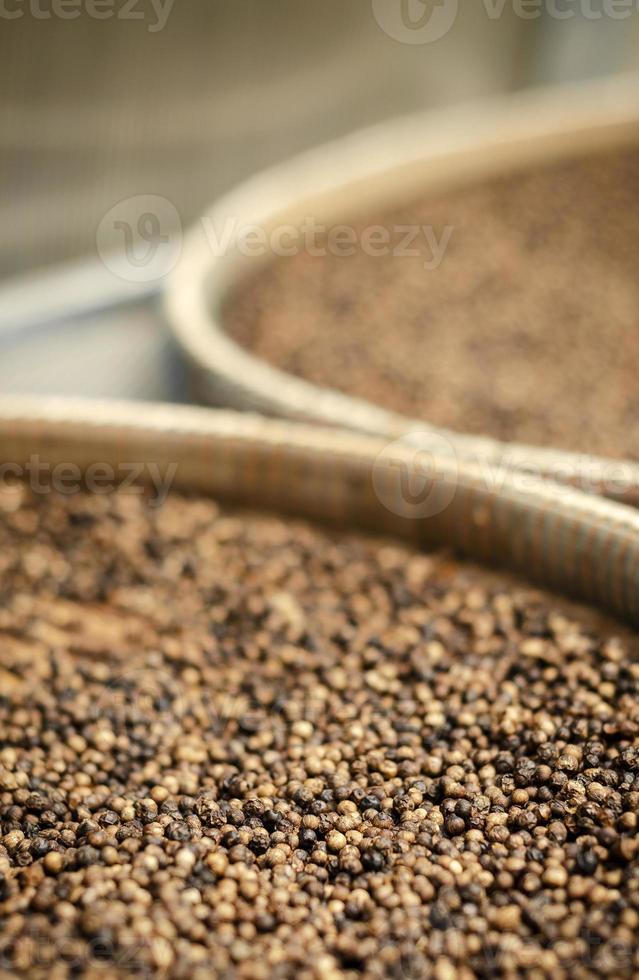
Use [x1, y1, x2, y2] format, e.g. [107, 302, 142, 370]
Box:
[1, 483, 639, 978]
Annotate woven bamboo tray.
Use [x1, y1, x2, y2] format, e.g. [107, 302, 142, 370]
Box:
[165, 72, 639, 510]
[1, 396, 639, 628]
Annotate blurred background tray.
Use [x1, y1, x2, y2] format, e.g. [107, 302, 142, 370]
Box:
[1, 0, 638, 399]
[0, 263, 183, 401]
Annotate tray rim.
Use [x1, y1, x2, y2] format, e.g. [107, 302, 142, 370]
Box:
[164, 70, 639, 507]
[2, 394, 639, 627]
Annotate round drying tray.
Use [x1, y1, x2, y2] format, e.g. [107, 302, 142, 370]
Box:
[1, 396, 639, 627]
[165, 71, 639, 510]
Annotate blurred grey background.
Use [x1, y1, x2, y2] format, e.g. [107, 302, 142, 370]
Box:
[0, 0, 638, 398]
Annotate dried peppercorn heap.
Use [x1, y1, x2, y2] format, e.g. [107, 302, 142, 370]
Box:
[226, 146, 639, 460]
[1, 485, 639, 979]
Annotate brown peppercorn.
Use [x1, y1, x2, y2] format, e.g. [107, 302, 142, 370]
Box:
[227, 145, 639, 462]
[1, 484, 639, 978]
